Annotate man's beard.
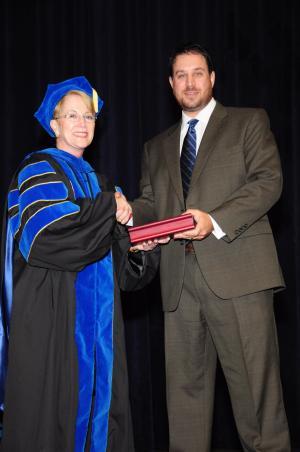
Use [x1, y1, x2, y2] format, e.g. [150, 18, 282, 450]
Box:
[179, 93, 212, 112]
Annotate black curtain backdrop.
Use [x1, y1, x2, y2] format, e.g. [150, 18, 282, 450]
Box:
[1, 1, 299, 451]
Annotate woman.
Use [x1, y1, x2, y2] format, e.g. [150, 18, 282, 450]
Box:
[0, 76, 158, 452]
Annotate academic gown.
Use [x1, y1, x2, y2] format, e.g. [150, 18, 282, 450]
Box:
[0, 148, 159, 452]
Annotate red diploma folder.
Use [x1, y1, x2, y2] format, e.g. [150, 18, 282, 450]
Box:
[128, 213, 195, 243]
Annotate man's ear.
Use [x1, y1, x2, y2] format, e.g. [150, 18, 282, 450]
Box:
[169, 76, 174, 89]
[210, 71, 216, 88]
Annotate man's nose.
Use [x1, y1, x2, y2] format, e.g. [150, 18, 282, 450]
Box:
[186, 75, 194, 87]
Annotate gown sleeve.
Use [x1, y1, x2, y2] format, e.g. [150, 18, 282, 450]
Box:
[112, 223, 160, 292]
[10, 155, 117, 272]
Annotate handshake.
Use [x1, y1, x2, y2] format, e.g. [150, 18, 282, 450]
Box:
[114, 191, 133, 225]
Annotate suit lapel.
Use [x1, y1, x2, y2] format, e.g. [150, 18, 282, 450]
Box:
[188, 103, 228, 195]
[161, 103, 228, 205]
[162, 122, 184, 204]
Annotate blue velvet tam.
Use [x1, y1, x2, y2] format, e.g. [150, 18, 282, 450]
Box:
[34, 76, 104, 137]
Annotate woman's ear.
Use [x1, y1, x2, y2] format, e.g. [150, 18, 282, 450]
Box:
[50, 119, 59, 137]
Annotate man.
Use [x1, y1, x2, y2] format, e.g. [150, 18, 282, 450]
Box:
[132, 43, 290, 451]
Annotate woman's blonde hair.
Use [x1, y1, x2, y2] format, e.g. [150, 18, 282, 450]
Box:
[53, 90, 95, 117]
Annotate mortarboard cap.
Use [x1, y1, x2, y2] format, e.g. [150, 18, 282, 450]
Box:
[34, 76, 104, 137]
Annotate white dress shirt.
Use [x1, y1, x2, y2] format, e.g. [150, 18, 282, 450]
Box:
[180, 97, 216, 154]
[180, 98, 225, 239]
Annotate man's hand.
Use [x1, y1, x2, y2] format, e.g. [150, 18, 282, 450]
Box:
[174, 209, 213, 240]
[115, 192, 132, 224]
[129, 236, 170, 252]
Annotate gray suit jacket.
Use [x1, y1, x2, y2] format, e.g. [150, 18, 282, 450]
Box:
[133, 102, 285, 311]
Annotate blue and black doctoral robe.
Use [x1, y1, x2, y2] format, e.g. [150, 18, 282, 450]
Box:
[0, 148, 159, 452]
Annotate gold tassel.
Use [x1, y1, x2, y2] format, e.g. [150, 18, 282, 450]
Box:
[92, 88, 98, 113]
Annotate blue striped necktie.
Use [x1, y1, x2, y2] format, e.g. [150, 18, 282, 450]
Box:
[180, 118, 199, 199]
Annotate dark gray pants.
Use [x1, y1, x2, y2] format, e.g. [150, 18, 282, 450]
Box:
[165, 253, 290, 452]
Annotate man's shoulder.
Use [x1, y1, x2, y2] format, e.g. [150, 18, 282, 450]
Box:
[218, 103, 268, 121]
[226, 105, 266, 114]
[145, 121, 180, 147]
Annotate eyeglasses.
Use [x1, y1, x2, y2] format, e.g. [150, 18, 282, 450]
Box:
[54, 110, 97, 123]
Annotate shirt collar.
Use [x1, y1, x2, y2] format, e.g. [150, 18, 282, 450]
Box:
[181, 97, 216, 128]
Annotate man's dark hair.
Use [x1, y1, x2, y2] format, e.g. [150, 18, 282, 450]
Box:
[169, 43, 214, 77]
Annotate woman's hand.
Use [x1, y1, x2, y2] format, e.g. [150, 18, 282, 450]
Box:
[129, 236, 170, 252]
[115, 192, 132, 224]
